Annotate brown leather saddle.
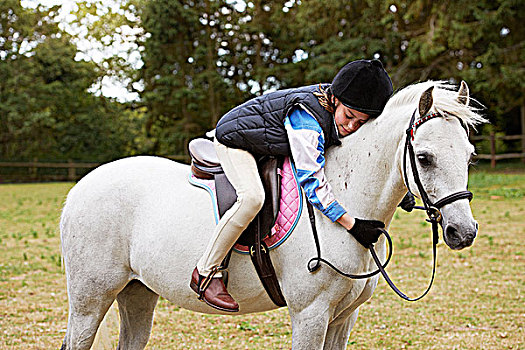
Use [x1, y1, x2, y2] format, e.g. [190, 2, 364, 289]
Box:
[188, 138, 287, 307]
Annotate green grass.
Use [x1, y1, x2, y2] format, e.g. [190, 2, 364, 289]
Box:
[0, 168, 523, 349]
[0, 183, 72, 349]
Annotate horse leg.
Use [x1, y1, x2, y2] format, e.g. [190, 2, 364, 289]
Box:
[289, 307, 331, 350]
[116, 280, 159, 350]
[323, 309, 359, 350]
[61, 253, 130, 350]
[322, 275, 377, 349]
[61, 290, 118, 350]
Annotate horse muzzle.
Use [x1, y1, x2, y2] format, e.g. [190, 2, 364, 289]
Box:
[443, 220, 478, 250]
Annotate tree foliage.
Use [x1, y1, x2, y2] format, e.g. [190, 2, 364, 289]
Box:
[132, 0, 523, 154]
[1, 0, 523, 163]
[0, 0, 143, 162]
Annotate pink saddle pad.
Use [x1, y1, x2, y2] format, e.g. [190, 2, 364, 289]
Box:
[189, 157, 303, 254]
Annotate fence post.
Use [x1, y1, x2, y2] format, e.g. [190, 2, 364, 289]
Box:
[68, 159, 76, 181]
[31, 158, 38, 179]
[520, 103, 525, 163]
[490, 132, 496, 169]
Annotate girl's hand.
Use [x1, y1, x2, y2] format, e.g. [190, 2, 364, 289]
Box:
[347, 219, 385, 247]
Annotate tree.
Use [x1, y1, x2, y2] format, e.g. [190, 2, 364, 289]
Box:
[0, 0, 60, 158]
[136, 0, 281, 155]
[452, 0, 524, 133]
[18, 0, 520, 161]
[293, 0, 523, 135]
[0, 0, 143, 162]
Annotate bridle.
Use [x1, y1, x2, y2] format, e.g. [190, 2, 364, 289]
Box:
[402, 110, 473, 226]
[307, 109, 473, 301]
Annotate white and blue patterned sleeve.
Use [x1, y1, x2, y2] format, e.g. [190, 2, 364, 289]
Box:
[284, 107, 346, 222]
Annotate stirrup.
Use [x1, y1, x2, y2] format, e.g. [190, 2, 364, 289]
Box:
[197, 266, 221, 300]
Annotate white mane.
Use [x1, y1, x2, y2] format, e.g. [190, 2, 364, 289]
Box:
[383, 81, 488, 127]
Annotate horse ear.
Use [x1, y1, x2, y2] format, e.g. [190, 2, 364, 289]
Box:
[457, 80, 469, 105]
[419, 86, 434, 118]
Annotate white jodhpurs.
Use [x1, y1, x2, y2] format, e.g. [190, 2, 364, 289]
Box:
[196, 139, 265, 277]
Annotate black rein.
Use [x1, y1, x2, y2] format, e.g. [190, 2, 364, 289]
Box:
[307, 109, 473, 301]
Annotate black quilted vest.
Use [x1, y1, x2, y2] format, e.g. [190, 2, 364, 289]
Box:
[215, 84, 341, 156]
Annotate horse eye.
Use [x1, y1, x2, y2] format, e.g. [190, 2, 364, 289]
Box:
[469, 152, 477, 165]
[417, 154, 432, 167]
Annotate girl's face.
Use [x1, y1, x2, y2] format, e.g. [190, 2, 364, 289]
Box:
[333, 97, 370, 137]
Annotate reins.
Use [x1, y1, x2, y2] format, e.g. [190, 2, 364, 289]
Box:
[307, 109, 473, 301]
[307, 202, 393, 279]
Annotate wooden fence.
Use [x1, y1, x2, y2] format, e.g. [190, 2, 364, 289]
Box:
[0, 155, 189, 183]
[0, 135, 523, 182]
[470, 133, 525, 168]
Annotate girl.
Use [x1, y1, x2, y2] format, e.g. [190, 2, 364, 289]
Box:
[190, 59, 393, 312]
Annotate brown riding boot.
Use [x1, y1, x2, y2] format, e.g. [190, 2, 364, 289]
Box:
[190, 267, 239, 312]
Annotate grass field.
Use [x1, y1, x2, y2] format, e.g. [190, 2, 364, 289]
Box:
[0, 164, 523, 349]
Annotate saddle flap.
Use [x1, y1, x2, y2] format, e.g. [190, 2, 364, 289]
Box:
[188, 138, 220, 167]
[215, 172, 237, 218]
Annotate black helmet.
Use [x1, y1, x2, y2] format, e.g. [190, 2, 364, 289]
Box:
[331, 59, 393, 117]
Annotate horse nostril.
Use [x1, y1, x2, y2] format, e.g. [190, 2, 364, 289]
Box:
[445, 223, 459, 240]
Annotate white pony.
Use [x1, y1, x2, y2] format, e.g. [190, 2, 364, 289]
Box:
[60, 81, 486, 350]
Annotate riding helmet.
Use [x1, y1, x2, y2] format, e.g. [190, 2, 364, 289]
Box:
[331, 59, 393, 117]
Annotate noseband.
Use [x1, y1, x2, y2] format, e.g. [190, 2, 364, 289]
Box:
[308, 109, 473, 301]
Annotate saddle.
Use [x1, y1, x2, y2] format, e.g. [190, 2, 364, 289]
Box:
[188, 138, 287, 307]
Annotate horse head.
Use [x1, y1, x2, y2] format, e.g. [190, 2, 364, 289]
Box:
[404, 81, 486, 250]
